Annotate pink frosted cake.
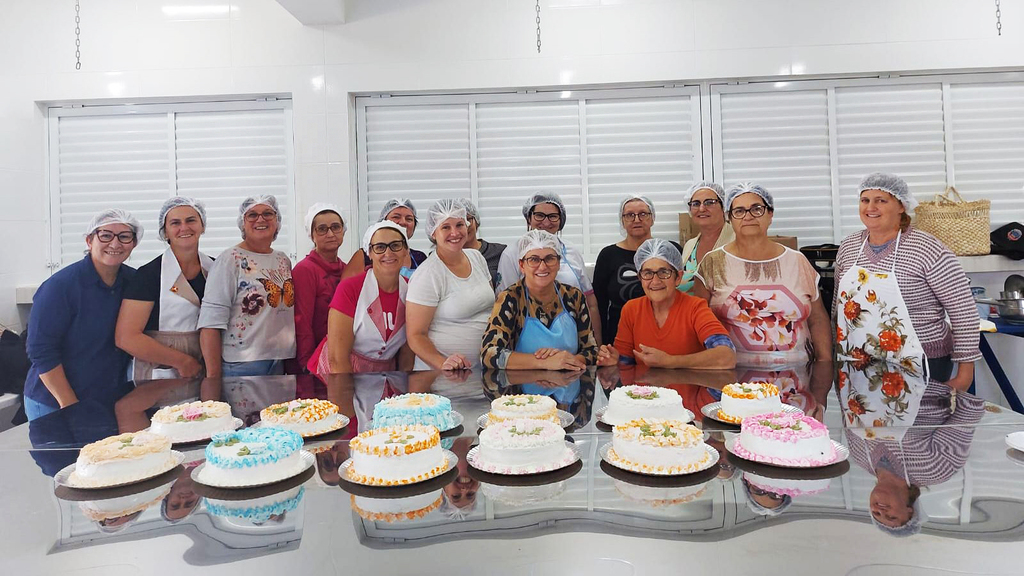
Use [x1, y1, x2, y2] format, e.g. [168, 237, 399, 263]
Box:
[743, 472, 831, 497]
[732, 412, 836, 467]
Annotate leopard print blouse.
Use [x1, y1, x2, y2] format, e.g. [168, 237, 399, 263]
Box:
[481, 280, 598, 369]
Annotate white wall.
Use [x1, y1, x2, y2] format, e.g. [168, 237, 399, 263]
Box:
[3, 0, 1024, 332]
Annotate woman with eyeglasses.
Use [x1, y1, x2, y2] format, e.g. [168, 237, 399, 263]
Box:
[116, 197, 213, 381]
[613, 238, 735, 370]
[341, 198, 428, 281]
[198, 195, 296, 377]
[457, 198, 506, 290]
[407, 200, 496, 370]
[496, 192, 603, 344]
[23, 209, 143, 420]
[593, 194, 682, 345]
[288, 204, 347, 373]
[308, 222, 415, 373]
[482, 230, 617, 370]
[693, 183, 831, 367]
[679, 181, 734, 294]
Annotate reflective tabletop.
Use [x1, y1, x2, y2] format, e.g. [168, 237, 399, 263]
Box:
[3, 362, 1023, 575]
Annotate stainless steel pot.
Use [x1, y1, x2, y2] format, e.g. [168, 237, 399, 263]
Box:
[978, 298, 1024, 322]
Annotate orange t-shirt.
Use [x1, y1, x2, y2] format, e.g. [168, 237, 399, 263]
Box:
[614, 292, 728, 362]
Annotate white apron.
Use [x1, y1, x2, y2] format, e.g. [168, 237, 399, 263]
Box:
[312, 272, 408, 373]
[131, 249, 213, 380]
[835, 232, 929, 381]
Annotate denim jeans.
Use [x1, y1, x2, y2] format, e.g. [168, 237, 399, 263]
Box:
[24, 396, 59, 421]
[221, 359, 284, 377]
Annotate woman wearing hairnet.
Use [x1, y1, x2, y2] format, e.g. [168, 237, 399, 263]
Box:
[457, 198, 506, 289]
[406, 200, 495, 370]
[834, 173, 979, 389]
[197, 195, 296, 377]
[693, 183, 831, 367]
[496, 192, 603, 343]
[592, 194, 682, 345]
[482, 230, 617, 370]
[115, 197, 214, 381]
[613, 239, 735, 369]
[680, 181, 734, 294]
[23, 209, 142, 420]
[308, 222, 415, 373]
[341, 198, 429, 281]
[289, 204, 346, 372]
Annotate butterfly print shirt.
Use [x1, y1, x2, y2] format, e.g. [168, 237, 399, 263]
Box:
[197, 247, 297, 362]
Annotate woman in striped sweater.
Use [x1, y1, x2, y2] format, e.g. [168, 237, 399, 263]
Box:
[833, 173, 980, 390]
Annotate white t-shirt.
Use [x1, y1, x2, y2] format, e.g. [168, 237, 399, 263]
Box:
[406, 249, 494, 370]
[496, 237, 593, 295]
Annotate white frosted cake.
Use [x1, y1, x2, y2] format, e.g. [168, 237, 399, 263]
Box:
[480, 482, 566, 506]
[743, 472, 831, 497]
[150, 400, 236, 441]
[613, 480, 709, 507]
[199, 427, 307, 486]
[347, 425, 448, 486]
[70, 432, 176, 487]
[718, 382, 782, 424]
[350, 490, 443, 522]
[602, 386, 690, 426]
[259, 398, 344, 437]
[471, 418, 575, 474]
[487, 394, 559, 425]
[78, 483, 171, 522]
[606, 419, 710, 475]
[732, 412, 837, 467]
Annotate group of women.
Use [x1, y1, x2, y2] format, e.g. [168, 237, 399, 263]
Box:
[22, 172, 981, 420]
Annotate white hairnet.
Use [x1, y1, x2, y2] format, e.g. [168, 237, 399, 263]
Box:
[158, 196, 206, 242]
[362, 221, 408, 253]
[303, 203, 345, 238]
[378, 198, 418, 223]
[725, 182, 774, 214]
[85, 208, 144, 242]
[686, 181, 726, 204]
[516, 229, 561, 260]
[619, 194, 656, 220]
[870, 498, 924, 537]
[425, 198, 468, 238]
[521, 191, 567, 231]
[457, 198, 481, 226]
[858, 172, 918, 216]
[236, 195, 281, 232]
[634, 238, 683, 272]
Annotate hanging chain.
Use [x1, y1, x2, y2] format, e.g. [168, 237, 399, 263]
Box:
[74, 0, 81, 70]
[996, 0, 1002, 36]
[536, 0, 542, 53]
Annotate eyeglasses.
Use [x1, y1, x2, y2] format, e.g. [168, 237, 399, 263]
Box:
[368, 240, 408, 254]
[522, 254, 561, 268]
[638, 268, 676, 281]
[621, 211, 652, 222]
[245, 210, 278, 223]
[314, 223, 344, 236]
[729, 204, 769, 220]
[688, 198, 721, 210]
[94, 229, 136, 244]
[530, 211, 561, 223]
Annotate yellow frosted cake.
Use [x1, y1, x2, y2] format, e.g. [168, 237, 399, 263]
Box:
[487, 394, 559, 425]
[346, 425, 448, 486]
[605, 419, 711, 475]
[718, 382, 782, 424]
[260, 398, 344, 437]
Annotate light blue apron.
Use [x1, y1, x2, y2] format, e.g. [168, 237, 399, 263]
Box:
[514, 284, 580, 356]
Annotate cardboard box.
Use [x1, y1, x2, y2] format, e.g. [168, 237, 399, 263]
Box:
[678, 213, 798, 250]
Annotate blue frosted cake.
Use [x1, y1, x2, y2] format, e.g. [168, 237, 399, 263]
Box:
[198, 427, 305, 486]
[371, 393, 456, 431]
[207, 486, 305, 525]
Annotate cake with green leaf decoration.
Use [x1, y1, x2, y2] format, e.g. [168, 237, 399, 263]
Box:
[469, 418, 575, 474]
[259, 398, 343, 437]
[606, 418, 710, 475]
[199, 427, 306, 486]
[150, 400, 236, 442]
[602, 385, 690, 426]
[487, 394, 559, 425]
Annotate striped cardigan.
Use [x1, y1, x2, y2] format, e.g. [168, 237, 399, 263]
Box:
[833, 227, 981, 363]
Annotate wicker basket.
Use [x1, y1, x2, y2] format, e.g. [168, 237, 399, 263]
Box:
[914, 187, 991, 256]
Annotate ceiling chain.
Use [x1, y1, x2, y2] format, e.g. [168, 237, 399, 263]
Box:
[74, 0, 81, 70]
[536, 0, 542, 53]
[996, 0, 1002, 36]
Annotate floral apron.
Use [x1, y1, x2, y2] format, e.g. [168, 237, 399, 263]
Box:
[836, 231, 929, 433]
[839, 361, 924, 440]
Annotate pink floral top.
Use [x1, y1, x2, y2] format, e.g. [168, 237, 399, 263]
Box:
[696, 246, 820, 367]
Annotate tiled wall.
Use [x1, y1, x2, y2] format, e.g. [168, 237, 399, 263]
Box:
[2, 0, 1024, 330]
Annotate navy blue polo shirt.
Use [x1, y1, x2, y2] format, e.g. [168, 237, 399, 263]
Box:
[23, 255, 135, 410]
